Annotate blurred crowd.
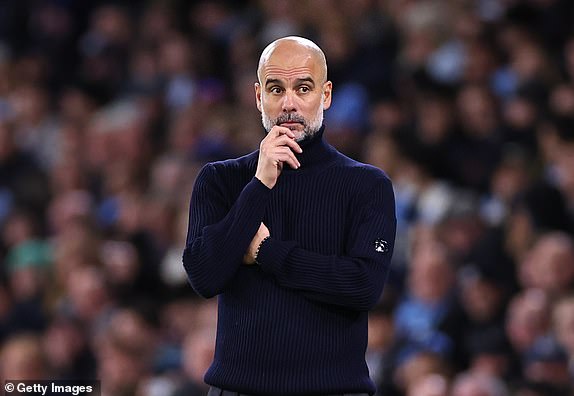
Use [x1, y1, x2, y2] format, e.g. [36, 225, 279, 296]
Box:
[0, 0, 573, 395]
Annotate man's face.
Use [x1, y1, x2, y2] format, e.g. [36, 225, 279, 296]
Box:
[255, 42, 332, 141]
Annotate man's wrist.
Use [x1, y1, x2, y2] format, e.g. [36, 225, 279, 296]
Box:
[254, 236, 271, 265]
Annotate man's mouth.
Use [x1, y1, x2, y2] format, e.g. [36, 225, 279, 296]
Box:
[279, 121, 304, 130]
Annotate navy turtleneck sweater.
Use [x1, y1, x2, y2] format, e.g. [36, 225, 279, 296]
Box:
[183, 127, 396, 395]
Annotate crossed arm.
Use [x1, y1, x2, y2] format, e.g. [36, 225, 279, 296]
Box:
[183, 163, 396, 311]
[183, 126, 396, 310]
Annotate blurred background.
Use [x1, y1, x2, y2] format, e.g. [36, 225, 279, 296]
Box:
[0, 0, 573, 395]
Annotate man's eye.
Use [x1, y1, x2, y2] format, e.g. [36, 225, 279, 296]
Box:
[298, 86, 310, 93]
[270, 87, 282, 94]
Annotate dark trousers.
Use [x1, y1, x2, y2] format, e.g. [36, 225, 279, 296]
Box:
[207, 386, 370, 396]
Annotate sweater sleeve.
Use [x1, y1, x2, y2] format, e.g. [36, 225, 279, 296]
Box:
[183, 163, 271, 298]
[256, 175, 396, 311]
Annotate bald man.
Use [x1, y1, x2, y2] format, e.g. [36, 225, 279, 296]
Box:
[183, 36, 396, 396]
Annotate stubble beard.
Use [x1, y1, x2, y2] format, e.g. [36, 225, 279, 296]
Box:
[261, 99, 324, 142]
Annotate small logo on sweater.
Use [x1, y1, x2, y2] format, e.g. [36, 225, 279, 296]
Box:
[374, 239, 389, 253]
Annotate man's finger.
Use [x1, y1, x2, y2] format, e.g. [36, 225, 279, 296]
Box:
[275, 147, 300, 169]
[272, 125, 296, 139]
[283, 137, 303, 154]
[276, 153, 299, 169]
[274, 135, 303, 153]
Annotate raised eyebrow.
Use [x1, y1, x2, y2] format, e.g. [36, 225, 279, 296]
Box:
[265, 78, 283, 88]
[264, 77, 316, 88]
[295, 77, 315, 87]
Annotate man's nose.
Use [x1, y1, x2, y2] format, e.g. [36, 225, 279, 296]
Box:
[281, 91, 297, 112]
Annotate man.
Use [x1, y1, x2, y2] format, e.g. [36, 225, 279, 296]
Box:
[183, 36, 396, 396]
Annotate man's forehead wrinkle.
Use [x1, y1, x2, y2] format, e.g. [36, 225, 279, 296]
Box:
[263, 66, 315, 80]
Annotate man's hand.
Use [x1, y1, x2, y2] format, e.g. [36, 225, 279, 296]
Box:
[244, 223, 271, 265]
[255, 126, 302, 189]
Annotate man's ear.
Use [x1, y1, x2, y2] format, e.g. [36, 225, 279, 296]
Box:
[255, 82, 262, 112]
[322, 81, 333, 110]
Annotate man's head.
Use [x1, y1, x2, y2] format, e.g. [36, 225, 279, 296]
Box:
[255, 36, 332, 141]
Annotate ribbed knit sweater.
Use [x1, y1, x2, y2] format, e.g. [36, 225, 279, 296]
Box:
[183, 127, 396, 395]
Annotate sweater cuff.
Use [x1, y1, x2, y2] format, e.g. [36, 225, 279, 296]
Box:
[256, 238, 297, 275]
[238, 177, 273, 214]
[249, 176, 272, 193]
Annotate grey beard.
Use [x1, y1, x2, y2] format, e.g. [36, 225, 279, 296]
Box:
[262, 112, 322, 141]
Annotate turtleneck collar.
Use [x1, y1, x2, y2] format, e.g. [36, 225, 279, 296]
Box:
[283, 125, 337, 172]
